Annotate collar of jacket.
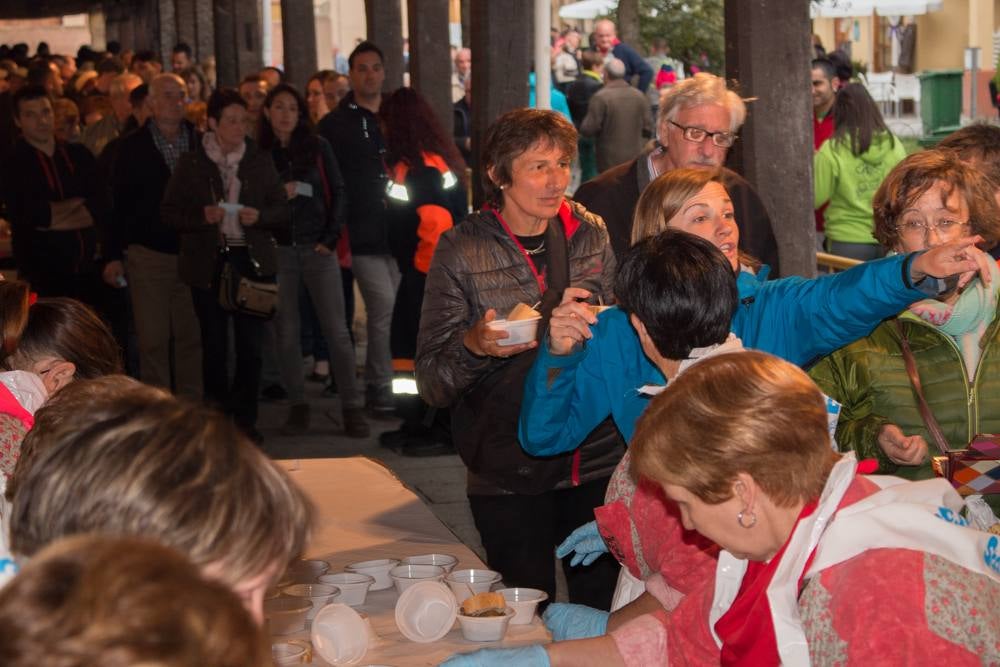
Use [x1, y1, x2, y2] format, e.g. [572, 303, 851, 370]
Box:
[482, 199, 581, 241]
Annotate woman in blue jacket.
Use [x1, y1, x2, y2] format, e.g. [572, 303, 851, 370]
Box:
[520, 168, 992, 457]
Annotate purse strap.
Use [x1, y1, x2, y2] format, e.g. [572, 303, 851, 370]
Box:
[894, 319, 953, 454]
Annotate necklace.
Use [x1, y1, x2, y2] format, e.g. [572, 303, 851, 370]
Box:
[523, 239, 546, 255]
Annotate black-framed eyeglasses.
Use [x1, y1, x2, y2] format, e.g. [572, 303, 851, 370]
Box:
[669, 120, 736, 148]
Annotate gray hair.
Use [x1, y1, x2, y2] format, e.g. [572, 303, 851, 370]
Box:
[605, 58, 626, 81]
[657, 73, 747, 136]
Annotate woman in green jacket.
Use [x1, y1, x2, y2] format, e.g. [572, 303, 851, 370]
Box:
[811, 150, 1000, 480]
[814, 83, 907, 261]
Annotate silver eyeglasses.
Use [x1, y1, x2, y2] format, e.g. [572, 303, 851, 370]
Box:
[669, 120, 736, 148]
[895, 219, 969, 238]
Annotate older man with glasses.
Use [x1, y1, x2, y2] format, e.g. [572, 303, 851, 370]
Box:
[573, 72, 780, 275]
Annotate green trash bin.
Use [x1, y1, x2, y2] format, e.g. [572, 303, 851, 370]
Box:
[917, 69, 963, 140]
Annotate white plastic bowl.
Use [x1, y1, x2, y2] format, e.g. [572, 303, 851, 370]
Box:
[281, 583, 340, 620]
[401, 553, 459, 573]
[264, 596, 312, 635]
[486, 316, 542, 346]
[311, 603, 370, 665]
[318, 572, 375, 606]
[497, 587, 548, 625]
[445, 568, 502, 600]
[394, 580, 457, 643]
[389, 563, 445, 594]
[456, 606, 515, 642]
[271, 641, 310, 666]
[346, 558, 399, 591]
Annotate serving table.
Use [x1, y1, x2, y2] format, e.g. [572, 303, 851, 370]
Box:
[277, 457, 550, 666]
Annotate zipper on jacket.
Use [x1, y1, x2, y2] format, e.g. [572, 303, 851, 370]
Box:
[907, 317, 986, 444]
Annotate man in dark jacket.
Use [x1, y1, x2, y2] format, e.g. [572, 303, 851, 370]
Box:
[574, 72, 780, 275]
[111, 72, 202, 399]
[318, 41, 399, 415]
[1, 85, 103, 303]
[590, 19, 653, 93]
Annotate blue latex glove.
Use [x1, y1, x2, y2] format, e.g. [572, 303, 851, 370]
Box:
[555, 520, 608, 566]
[542, 602, 609, 641]
[438, 644, 550, 666]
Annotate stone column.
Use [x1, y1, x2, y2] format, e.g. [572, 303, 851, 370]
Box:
[281, 0, 319, 90]
[213, 0, 261, 87]
[407, 0, 452, 133]
[469, 0, 531, 206]
[364, 0, 404, 91]
[725, 0, 814, 277]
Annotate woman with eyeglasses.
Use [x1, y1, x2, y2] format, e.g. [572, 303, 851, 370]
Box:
[810, 150, 1000, 494]
[814, 82, 907, 261]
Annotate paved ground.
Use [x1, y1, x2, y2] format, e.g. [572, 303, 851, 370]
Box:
[258, 380, 486, 563]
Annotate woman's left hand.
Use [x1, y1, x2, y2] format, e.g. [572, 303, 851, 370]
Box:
[238, 206, 260, 226]
[314, 243, 335, 256]
[910, 235, 991, 290]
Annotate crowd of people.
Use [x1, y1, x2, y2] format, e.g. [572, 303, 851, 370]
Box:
[0, 17, 997, 666]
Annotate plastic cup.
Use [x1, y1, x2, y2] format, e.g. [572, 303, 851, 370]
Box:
[281, 583, 340, 620]
[401, 553, 459, 573]
[263, 596, 312, 635]
[271, 640, 310, 665]
[346, 558, 399, 591]
[486, 316, 542, 346]
[389, 563, 446, 595]
[394, 580, 457, 643]
[311, 603, 370, 665]
[445, 568, 502, 600]
[456, 606, 515, 641]
[497, 587, 548, 625]
[318, 572, 375, 606]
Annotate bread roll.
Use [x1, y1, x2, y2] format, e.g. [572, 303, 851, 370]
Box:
[508, 303, 540, 321]
[461, 591, 506, 615]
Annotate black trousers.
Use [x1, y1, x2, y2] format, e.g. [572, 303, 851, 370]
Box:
[190, 250, 266, 432]
[469, 476, 620, 611]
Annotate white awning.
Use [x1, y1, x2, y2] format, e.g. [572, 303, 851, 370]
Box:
[558, 0, 618, 20]
[811, 0, 942, 18]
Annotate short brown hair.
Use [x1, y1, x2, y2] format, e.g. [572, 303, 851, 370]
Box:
[480, 108, 577, 205]
[8, 375, 171, 502]
[630, 351, 838, 507]
[0, 535, 269, 667]
[872, 149, 1000, 250]
[9, 396, 313, 587]
[936, 123, 1000, 188]
[4, 297, 122, 379]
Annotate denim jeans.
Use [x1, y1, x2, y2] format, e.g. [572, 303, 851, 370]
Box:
[351, 254, 401, 389]
[276, 245, 362, 408]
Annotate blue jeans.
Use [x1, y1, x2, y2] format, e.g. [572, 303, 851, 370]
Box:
[351, 254, 401, 389]
[276, 245, 361, 408]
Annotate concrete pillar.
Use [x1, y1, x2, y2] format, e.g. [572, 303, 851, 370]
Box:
[157, 0, 177, 60]
[407, 0, 452, 133]
[175, 0, 198, 56]
[470, 0, 531, 206]
[725, 0, 814, 278]
[194, 0, 215, 69]
[364, 0, 404, 91]
[213, 0, 261, 87]
[281, 0, 319, 90]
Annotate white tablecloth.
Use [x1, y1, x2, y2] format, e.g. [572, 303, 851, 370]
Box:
[277, 457, 550, 666]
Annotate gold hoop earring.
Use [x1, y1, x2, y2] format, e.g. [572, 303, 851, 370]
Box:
[737, 509, 757, 529]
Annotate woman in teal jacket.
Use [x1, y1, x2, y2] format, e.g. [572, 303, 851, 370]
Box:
[520, 168, 992, 457]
